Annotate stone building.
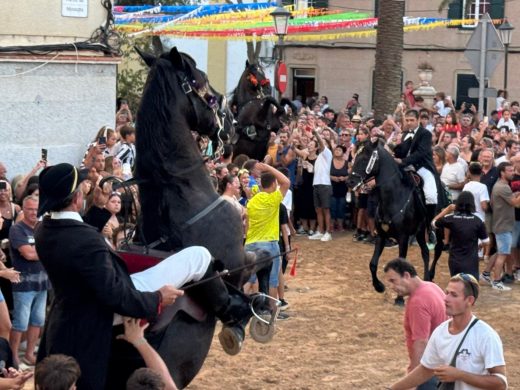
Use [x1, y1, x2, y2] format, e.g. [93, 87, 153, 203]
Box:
[0, 0, 120, 177]
[281, 0, 513, 113]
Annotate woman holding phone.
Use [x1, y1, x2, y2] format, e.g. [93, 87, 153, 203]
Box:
[81, 126, 119, 168]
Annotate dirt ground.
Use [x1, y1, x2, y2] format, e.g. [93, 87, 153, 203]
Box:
[188, 231, 520, 390]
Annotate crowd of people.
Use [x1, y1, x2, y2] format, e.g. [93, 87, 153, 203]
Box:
[0, 82, 517, 388]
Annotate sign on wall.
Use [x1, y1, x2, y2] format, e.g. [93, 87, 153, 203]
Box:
[62, 0, 88, 18]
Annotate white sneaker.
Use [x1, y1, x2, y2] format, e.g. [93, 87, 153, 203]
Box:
[320, 232, 332, 242]
[479, 273, 492, 285]
[309, 231, 323, 240]
[492, 281, 512, 291]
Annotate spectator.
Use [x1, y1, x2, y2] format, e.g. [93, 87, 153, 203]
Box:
[13, 160, 46, 203]
[0, 367, 33, 389]
[497, 109, 516, 133]
[495, 139, 519, 165]
[308, 130, 333, 242]
[388, 274, 507, 390]
[459, 135, 475, 164]
[101, 192, 122, 243]
[403, 80, 416, 108]
[118, 318, 177, 390]
[432, 146, 446, 175]
[330, 145, 348, 231]
[0, 180, 21, 313]
[346, 93, 361, 118]
[215, 164, 229, 180]
[432, 192, 489, 279]
[459, 114, 476, 138]
[443, 111, 461, 138]
[481, 162, 520, 291]
[9, 195, 50, 367]
[244, 163, 290, 301]
[0, 163, 6, 181]
[293, 139, 317, 235]
[275, 130, 297, 187]
[509, 101, 520, 125]
[462, 162, 490, 222]
[384, 258, 446, 390]
[116, 125, 137, 180]
[82, 126, 119, 168]
[35, 354, 81, 390]
[0, 262, 19, 340]
[440, 146, 465, 201]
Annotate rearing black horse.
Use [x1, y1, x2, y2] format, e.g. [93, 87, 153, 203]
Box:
[347, 140, 431, 295]
[107, 47, 256, 389]
[230, 61, 296, 160]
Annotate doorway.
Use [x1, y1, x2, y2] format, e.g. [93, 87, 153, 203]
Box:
[292, 68, 316, 105]
[456, 73, 487, 112]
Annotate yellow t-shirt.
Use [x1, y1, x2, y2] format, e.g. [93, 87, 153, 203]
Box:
[245, 190, 283, 245]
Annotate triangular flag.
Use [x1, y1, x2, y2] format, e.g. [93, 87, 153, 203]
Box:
[289, 247, 298, 276]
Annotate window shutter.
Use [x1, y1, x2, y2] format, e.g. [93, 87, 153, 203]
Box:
[447, 0, 463, 28]
[489, 0, 505, 20]
[374, 0, 379, 17]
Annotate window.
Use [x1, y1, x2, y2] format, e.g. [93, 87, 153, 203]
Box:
[447, 0, 504, 29]
[462, 0, 490, 27]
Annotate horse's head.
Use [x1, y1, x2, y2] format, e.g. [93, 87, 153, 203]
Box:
[243, 60, 272, 97]
[137, 46, 228, 138]
[347, 139, 381, 191]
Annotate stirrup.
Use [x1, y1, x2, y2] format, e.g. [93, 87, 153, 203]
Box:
[218, 325, 244, 356]
[248, 293, 280, 344]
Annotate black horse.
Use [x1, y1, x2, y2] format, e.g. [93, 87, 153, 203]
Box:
[347, 140, 431, 296]
[230, 60, 272, 113]
[231, 61, 296, 160]
[108, 47, 254, 389]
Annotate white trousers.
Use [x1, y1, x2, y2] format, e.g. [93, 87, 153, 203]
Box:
[113, 246, 212, 325]
[417, 167, 438, 205]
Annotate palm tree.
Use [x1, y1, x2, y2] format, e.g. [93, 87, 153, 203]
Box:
[372, 0, 405, 121]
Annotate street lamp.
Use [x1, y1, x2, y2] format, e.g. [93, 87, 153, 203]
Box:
[270, 4, 291, 98]
[498, 19, 514, 90]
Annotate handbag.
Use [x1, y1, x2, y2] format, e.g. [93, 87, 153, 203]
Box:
[437, 318, 479, 390]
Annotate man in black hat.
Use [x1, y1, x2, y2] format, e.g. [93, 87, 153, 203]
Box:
[35, 163, 254, 389]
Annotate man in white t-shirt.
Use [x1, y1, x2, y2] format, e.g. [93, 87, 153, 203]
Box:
[309, 130, 333, 242]
[388, 273, 507, 390]
[441, 146, 466, 201]
[462, 162, 489, 222]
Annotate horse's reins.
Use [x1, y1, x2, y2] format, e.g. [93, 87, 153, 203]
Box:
[182, 249, 297, 291]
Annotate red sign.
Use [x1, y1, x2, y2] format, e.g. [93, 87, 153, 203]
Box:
[276, 61, 288, 94]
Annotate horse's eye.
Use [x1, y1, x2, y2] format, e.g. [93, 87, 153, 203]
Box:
[205, 94, 217, 107]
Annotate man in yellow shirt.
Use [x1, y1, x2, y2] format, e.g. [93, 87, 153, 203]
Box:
[245, 163, 290, 303]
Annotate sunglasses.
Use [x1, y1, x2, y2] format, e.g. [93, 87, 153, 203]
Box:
[454, 273, 478, 298]
[340, 134, 350, 137]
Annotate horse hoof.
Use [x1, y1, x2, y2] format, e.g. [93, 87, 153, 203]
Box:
[374, 282, 386, 294]
[218, 327, 243, 356]
[249, 313, 275, 344]
[394, 297, 405, 307]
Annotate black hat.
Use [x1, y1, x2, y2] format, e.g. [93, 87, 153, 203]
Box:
[38, 163, 88, 216]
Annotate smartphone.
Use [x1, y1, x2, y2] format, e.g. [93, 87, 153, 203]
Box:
[483, 116, 489, 124]
[0, 182, 6, 190]
[41, 148, 48, 161]
[98, 136, 107, 145]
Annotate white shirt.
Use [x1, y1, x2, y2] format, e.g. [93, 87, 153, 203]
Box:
[282, 189, 293, 213]
[50, 211, 83, 222]
[421, 316, 505, 390]
[313, 147, 333, 186]
[497, 117, 516, 132]
[462, 180, 490, 221]
[441, 162, 466, 200]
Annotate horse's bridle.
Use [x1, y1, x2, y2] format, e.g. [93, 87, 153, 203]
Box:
[351, 150, 379, 191]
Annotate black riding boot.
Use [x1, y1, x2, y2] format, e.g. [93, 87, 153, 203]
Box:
[190, 261, 253, 355]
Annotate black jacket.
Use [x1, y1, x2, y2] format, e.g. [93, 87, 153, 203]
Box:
[35, 215, 160, 390]
[394, 126, 436, 174]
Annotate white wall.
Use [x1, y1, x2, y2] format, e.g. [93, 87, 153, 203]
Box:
[0, 61, 117, 179]
[161, 38, 209, 72]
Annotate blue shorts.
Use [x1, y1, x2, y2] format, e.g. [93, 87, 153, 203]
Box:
[245, 241, 281, 288]
[495, 232, 512, 255]
[12, 290, 47, 332]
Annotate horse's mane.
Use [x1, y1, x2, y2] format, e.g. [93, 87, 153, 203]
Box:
[136, 53, 201, 183]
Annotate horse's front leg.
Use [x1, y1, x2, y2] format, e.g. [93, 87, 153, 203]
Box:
[415, 225, 430, 281]
[370, 234, 386, 293]
[429, 229, 444, 281]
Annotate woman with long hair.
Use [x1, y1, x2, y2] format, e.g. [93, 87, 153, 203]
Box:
[102, 192, 122, 243]
[459, 135, 476, 163]
[82, 126, 119, 168]
[432, 191, 489, 279]
[432, 146, 446, 175]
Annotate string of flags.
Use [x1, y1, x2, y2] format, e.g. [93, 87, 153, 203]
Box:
[113, 3, 500, 41]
